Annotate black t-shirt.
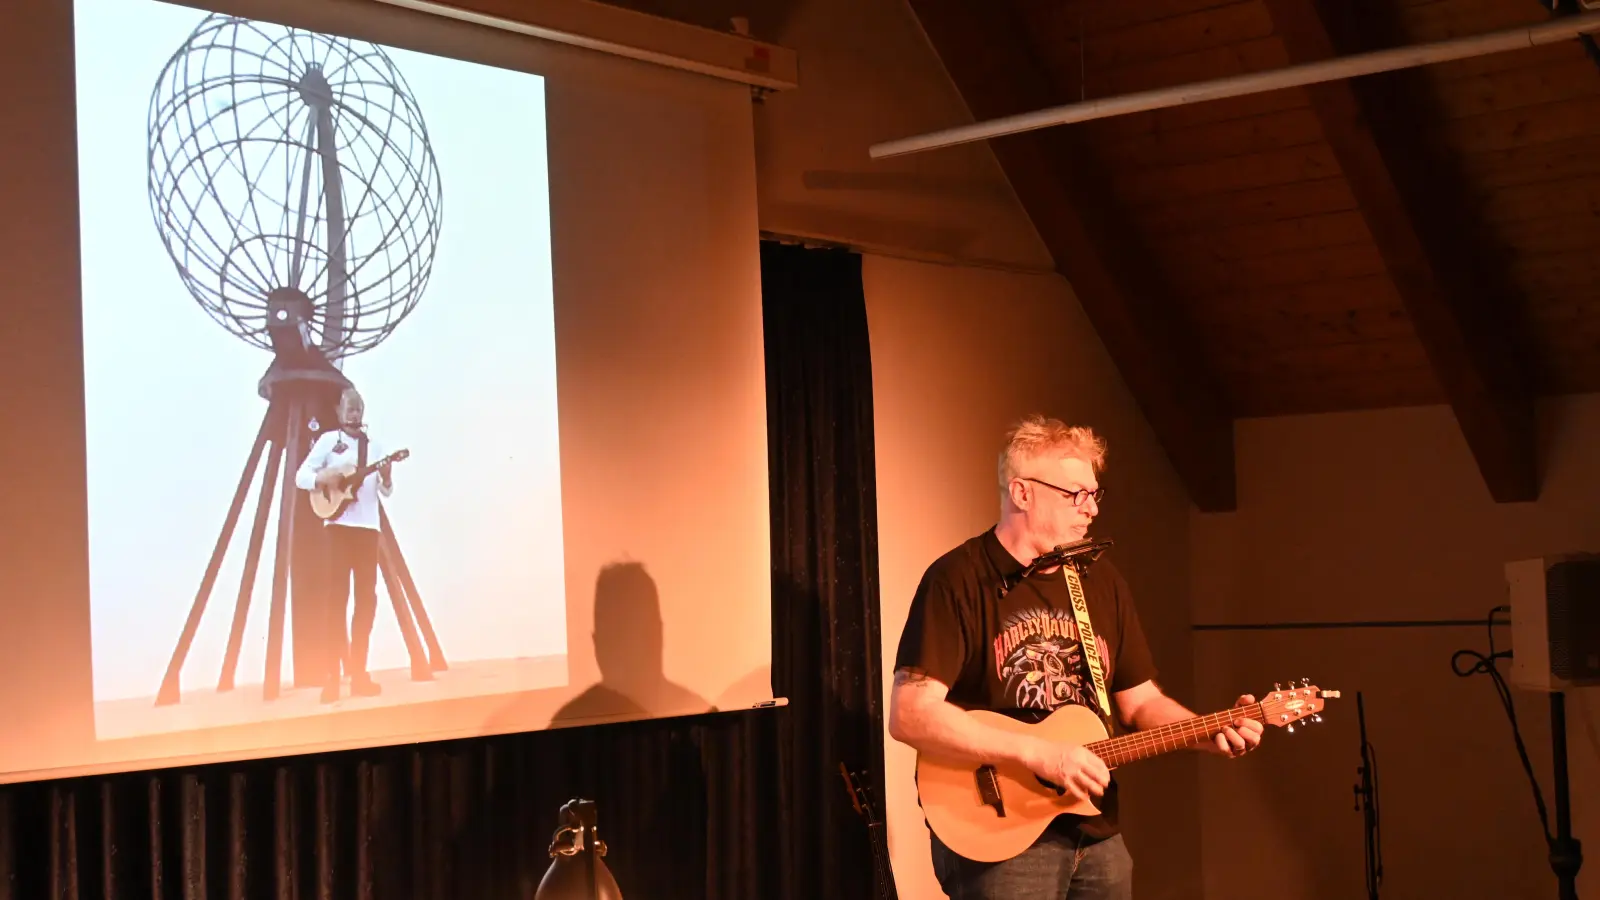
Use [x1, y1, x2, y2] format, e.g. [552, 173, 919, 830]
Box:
[894, 527, 1158, 843]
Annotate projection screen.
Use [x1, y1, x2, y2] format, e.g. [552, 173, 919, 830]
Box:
[0, 0, 781, 785]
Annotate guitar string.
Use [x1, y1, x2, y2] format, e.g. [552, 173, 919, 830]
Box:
[1085, 704, 1282, 765]
[1097, 700, 1319, 764]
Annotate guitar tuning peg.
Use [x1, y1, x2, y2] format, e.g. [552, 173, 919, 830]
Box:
[1287, 723, 1296, 734]
[1274, 682, 1282, 691]
[1301, 677, 1310, 686]
[1313, 714, 1322, 723]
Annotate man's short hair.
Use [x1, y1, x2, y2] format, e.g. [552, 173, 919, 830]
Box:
[997, 414, 1107, 493]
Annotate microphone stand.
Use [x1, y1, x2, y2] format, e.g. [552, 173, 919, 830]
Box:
[1353, 691, 1382, 900]
[1550, 691, 1582, 900]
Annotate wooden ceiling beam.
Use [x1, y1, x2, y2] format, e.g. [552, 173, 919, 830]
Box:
[1262, 0, 1541, 503]
[903, 0, 1238, 512]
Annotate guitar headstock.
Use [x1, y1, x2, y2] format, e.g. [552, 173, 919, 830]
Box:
[838, 763, 884, 826]
[1259, 679, 1340, 733]
[389, 449, 411, 463]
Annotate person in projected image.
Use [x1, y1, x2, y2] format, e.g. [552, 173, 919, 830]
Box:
[295, 386, 394, 703]
[888, 415, 1264, 900]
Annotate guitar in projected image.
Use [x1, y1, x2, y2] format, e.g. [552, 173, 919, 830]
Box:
[916, 681, 1340, 863]
[309, 448, 411, 520]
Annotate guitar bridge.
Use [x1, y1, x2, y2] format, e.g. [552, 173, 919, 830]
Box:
[975, 765, 1006, 818]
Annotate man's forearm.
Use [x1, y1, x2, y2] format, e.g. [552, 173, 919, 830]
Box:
[890, 699, 1038, 767]
[1126, 693, 1198, 732]
[888, 672, 1042, 768]
[294, 456, 322, 490]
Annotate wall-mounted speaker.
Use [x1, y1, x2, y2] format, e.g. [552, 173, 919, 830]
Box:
[1505, 554, 1600, 691]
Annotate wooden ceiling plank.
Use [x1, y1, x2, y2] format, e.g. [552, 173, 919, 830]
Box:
[1087, 36, 1292, 99]
[1478, 173, 1600, 224]
[1160, 239, 1389, 293]
[1196, 308, 1417, 353]
[1074, 1, 1276, 73]
[1261, 0, 1540, 502]
[1431, 55, 1600, 120]
[1440, 94, 1600, 155]
[1463, 134, 1600, 191]
[1393, 0, 1551, 43]
[1161, 208, 1372, 261]
[1138, 176, 1358, 235]
[1097, 106, 1328, 170]
[1014, 1, 1274, 77]
[1112, 142, 1342, 206]
[1087, 89, 1306, 145]
[1019, 0, 1251, 37]
[904, 0, 1238, 512]
[1214, 334, 1434, 375]
[1230, 366, 1445, 418]
[1188, 272, 1404, 318]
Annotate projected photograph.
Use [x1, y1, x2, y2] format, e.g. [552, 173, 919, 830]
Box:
[75, 0, 569, 742]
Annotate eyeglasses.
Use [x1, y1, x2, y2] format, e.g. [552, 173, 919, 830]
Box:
[1022, 477, 1104, 508]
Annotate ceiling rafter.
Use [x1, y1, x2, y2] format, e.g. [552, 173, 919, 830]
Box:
[903, 0, 1238, 512]
[1261, 0, 1541, 503]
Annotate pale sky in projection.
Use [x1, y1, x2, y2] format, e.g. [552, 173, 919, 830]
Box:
[74, 0, 569, 702]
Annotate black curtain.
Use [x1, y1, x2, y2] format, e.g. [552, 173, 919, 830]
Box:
[761, 241, 888, 900]
[0, 240, 887, 900]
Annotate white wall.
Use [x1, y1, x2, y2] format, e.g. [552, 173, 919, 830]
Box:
[1191, 396, 1600, 900]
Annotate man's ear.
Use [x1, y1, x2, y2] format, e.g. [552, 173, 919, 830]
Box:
[1008, 478, 1031, 510]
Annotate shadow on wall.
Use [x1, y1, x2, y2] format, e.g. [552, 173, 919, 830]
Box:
[478, 561, 712, 736]
[463, 561, 716, 898]
[555, 561, 711, 723]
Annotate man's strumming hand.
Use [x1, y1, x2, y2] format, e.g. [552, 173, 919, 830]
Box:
[1021, 738, 1110, 802]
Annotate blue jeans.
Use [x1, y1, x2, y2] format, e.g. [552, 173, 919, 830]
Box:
[930, 829, 1132, 899]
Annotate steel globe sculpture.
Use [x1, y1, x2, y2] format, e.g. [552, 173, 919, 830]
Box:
[146, 13, 442, 359]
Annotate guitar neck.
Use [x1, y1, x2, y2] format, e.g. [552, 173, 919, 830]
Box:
[866, 822, 898, 900]
[352, 456, 393, 480]
[1085, 703, 1265, 767]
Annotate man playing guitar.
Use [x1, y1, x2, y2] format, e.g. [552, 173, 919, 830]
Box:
[295, 387, 394, 703]
[888, 415, 1264, 898]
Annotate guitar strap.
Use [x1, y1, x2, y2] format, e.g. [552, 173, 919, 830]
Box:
[1063, 562, 1113, 730]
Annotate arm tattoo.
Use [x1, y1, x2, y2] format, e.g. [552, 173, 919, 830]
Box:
[894, 667, 931, 688]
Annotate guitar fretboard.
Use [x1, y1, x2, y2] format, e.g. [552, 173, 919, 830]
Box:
[866, 822, 897, 900]
[1084, 703, 1265, 767]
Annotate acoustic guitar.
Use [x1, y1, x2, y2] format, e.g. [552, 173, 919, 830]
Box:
[916, 681, 1339, 863]
[839, 763, 899, 900]
[309, 448, 410, 520]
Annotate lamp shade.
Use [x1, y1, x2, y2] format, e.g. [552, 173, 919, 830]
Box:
[534, 799, 624, 900]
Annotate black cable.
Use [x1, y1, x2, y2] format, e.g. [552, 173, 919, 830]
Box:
[1450, 605, 1553, 845]
[1365, 741, 1382, 898]
[1544, 0, 1600, 74]
[1354, 691, 1383, 900]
